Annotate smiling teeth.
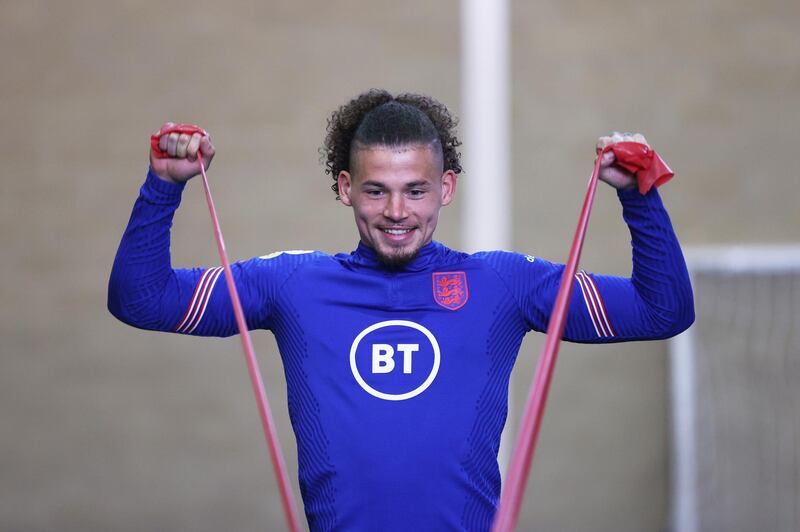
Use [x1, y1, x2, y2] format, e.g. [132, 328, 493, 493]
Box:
[383, 229, 411, 235]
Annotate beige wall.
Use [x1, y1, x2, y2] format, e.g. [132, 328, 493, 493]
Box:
[1, 0, 797, 530]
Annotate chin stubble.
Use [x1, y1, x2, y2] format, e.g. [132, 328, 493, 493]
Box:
[376, 246, 421, 269]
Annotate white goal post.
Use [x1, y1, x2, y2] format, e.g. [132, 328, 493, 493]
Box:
[670, 245, 800, 532]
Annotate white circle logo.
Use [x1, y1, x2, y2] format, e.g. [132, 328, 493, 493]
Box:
[349, 320, 441, 401]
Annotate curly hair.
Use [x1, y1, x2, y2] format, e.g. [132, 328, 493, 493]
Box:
[322, 89, 462, 197]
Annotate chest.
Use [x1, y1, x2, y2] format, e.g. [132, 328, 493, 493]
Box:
[275, 266, 518, 400]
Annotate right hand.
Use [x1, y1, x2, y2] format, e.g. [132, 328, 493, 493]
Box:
[149, 122, 215, 184]
[596, 131, 649, 190]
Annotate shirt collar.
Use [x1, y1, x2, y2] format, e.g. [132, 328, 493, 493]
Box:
[350, 240, 444, 272]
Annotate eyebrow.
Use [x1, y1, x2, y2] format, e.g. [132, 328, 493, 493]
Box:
[360, 181, 431, 189]
[360, 180, 386, 188]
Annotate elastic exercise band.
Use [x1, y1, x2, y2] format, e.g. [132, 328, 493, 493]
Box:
[153, 124, 303, 532]
[492, 142, 672, 531]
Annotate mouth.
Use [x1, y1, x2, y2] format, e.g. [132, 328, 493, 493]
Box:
[379, 227, 416, 243]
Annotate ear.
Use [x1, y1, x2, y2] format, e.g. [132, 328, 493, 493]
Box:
[338, 171, 353, 206]
[440, 170, 457, 206]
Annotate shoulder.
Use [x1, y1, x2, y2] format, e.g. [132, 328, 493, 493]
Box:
[469, 249, 540, 271]
[236, 249, 331, 281]
[466, 250, 562, 288]
[253, 249, 330, 271]
[256, 249, 329, 262]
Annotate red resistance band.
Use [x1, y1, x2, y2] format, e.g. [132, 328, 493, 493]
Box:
[150, 124, 208, 159]
[607, 141, 674, 195]
[151, 124, 302, 532]
[492, 142, 674, 532]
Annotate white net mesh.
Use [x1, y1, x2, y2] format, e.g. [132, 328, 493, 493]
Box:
[670, 247, 800, 532]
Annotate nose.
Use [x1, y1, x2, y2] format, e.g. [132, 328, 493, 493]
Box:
[383, 193, 408, 221]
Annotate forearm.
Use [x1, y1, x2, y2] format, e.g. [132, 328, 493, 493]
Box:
[107, 169, 201, 332]
[588, 187, 695, 340]
[109, 168, 277, 338]
[528, 187, 694, 344]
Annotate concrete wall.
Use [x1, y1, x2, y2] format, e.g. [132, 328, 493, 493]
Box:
[1, 0, 797, 530]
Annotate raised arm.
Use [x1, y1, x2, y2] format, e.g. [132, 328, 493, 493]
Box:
[107, 124, 270, 337]
[486, 133, 694, 343]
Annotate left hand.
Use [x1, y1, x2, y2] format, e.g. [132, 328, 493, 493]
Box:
[150, 122, 215, 184]
[596, 132, 649, 190]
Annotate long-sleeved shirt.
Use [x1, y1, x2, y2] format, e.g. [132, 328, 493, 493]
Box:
[108, 169, 694, 531]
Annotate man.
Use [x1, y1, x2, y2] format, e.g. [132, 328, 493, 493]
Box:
[108, 89, 694, 531]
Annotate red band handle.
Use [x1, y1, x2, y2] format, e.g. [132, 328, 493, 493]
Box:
[599, 141, 674, 195]
[150, 124, 208, 159]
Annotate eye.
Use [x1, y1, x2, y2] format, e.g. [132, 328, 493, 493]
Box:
[364, 189, 384, 197]
[408, 189, 426, 198]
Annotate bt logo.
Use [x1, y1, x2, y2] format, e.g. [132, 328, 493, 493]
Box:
[371, 343, 418, 374]
[349, 320, 441, 401]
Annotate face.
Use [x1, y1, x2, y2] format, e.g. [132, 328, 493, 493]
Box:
[337, 145, 457, 268]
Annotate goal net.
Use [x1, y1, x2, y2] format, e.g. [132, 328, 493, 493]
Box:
[669, 246, 800, 532]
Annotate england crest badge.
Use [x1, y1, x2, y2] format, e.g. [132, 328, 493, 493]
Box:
[432, 271, 469, 310]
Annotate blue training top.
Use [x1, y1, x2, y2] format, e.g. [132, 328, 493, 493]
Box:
[108, 169, 694, 531]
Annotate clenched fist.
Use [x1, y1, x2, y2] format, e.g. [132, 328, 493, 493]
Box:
[596, 132, 649, 190]
[150, 122, 216, 184]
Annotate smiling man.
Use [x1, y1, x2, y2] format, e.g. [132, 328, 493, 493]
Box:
[338, 146, 455, 269]
[108, 89, 694, 531]
[331, 95, 459, 269]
